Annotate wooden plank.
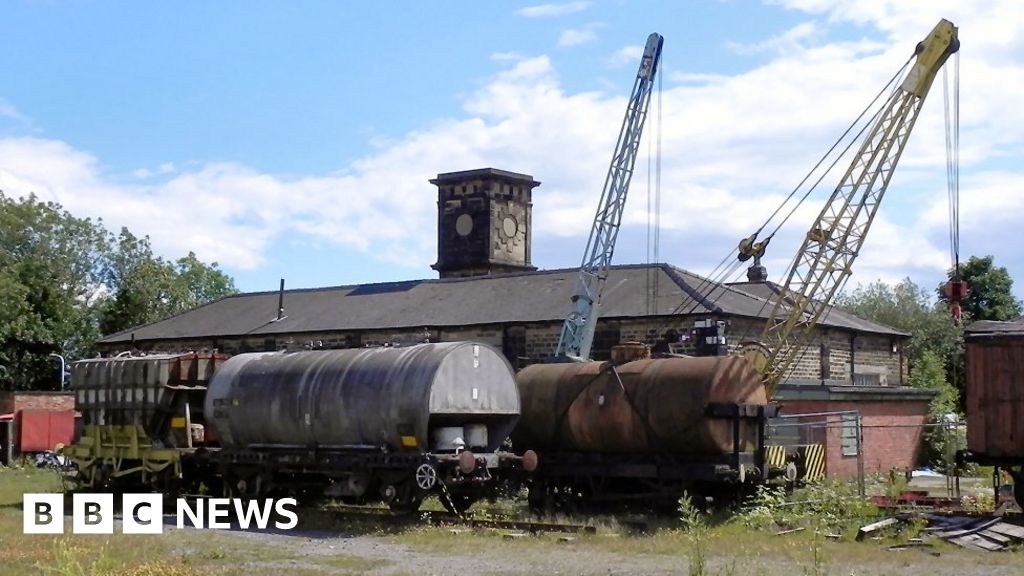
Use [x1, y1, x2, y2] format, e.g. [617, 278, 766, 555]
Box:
[988, 522, 1024, 539]
[857, 517, 900, 541]
[979, 530, 1011, 545]
[949, 534, 1005, 551]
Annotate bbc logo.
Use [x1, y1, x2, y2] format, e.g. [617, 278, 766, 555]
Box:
[24, 494, 162, 535]
[23, 493, 298, 534]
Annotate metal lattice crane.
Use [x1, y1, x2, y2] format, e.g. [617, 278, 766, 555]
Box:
[740, 20, 959, 396]
[555, 32, 664, 361]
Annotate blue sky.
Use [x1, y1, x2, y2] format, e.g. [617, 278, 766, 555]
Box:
[2, 0, 1023, 302]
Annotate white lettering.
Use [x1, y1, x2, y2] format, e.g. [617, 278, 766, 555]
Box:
[232, 499, 274, 530]
[175, 498, 204, 529]
[207, 498, 232, 530]
[274, 498, 298, 530]
[23, 493, 297, 534]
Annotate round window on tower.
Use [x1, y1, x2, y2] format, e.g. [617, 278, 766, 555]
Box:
[455, 213, 474, 237]
[502, 216, 518, 238]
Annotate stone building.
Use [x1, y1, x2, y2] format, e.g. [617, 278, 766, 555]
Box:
[96, 167, 934, 476]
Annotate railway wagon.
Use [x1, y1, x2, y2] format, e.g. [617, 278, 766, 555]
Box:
[513, 351, 781, 510]
[63, 351, 228, 491]
[62, 342, 533, 514]
[957, 319, 1024, 508]
[207, 342, 530, 513]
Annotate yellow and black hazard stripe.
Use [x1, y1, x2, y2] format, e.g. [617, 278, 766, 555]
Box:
[765, 444, 788, 470]
[799, 444, 826, 482]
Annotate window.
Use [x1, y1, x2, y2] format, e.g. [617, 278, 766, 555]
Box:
[841, 413, 860, 456]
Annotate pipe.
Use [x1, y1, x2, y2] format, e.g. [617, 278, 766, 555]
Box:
[48, 353, 66, 390]
[277, 278, 286, 320]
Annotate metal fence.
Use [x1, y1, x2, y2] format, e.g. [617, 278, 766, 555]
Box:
[767, 410, 970, 499]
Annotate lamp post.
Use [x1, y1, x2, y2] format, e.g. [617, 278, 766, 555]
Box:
[48, 353, 66, 390]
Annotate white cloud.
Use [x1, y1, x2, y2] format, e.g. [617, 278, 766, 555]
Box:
[0, 98, 32, 127]
[0, 99, 21, 120]
[607, 45, 644, 67]
[558, 28, 597, 47]
[726, 21, 820, 55]
[516, 1, 590, 18]
[2, 1, 1022, 298]
[490, 51, 524, 62]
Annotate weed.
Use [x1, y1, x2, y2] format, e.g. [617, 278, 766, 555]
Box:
[738, 484, 789, 528]
[679, 494, 709, 576]
[802, 522, 828, 576]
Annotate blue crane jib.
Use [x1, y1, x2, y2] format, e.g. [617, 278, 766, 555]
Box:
[554, 33, 664, 361]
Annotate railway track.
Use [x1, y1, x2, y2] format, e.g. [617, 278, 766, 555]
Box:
[324, 504, 598, 534]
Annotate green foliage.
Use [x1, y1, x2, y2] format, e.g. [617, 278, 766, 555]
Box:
[939, 255, 1023, 322]
[835, 277, 962, 368]
[909, 350, 965, 469]
[836, 277, 968, 412]
[98, 229, 237, 336]
[739, 480, 876, 534]
[738, 484, 788, 529]
[0, 191, 237, 390]
[0, 193, 109, 389]
[678, 494, 709, 576]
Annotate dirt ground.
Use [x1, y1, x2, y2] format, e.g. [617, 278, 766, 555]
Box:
[167, 518, 1022, 576]
[2, 466, 1021, 576]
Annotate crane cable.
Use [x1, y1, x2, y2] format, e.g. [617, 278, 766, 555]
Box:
[944, 51, 961, 278]
[671, 56, 914, 320]
[751, 57, 913, 246]
[646, 53, 664, 315]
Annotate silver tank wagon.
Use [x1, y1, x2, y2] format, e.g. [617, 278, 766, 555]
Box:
[205, 342, 530, 513]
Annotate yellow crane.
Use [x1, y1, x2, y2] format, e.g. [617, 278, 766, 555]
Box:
[738, 19, 960, 397]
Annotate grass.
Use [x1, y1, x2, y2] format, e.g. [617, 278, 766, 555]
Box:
[1, 466, 1020, 575]
[0, 465, 385, 576]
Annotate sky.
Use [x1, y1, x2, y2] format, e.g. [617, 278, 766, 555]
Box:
[1, 0, 1023, 303]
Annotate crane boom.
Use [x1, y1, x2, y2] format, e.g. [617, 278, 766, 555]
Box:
[555, 32, 664, 360]
[754, 20, 959, 396]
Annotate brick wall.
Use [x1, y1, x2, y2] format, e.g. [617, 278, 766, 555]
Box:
[782, 399, 930, 478]
[0, 392, 75, 414]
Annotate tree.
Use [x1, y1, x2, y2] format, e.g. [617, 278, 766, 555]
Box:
[835, 278, 961, 368]
[837, 279, 967, 467]
[99, 229, 237, 336]
[0, 192, 110, 389]
[0, 192, 238, 390]
[907, 350, 962, 470]
[939, 255, 1023, 322]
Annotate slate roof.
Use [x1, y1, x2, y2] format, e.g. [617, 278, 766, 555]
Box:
[965, 317, 1024, 338]
[99, 263, 908, 344]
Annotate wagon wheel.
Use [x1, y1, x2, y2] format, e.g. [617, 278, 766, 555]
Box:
[387, 483, 424, 516]
[415, 463, 438, 490]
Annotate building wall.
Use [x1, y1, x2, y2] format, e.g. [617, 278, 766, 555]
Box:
[0, 391, 75, 414]
[782, 399, 930, 478]
[96, 315, 906, 387]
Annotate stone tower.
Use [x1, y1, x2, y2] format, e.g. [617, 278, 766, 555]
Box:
[430, 168, 540, 278]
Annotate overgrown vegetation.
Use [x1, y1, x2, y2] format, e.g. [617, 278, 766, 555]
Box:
[835, 265, 1021, 469]
[739, 480, 877, 534]
[0, 192, 237, 390]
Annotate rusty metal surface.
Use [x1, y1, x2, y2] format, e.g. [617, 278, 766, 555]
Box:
[965, 337, 1024, 458]
[205, 342, 519, 452]
[513, 355, 767, 455]
[72, 352, 227, 427]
